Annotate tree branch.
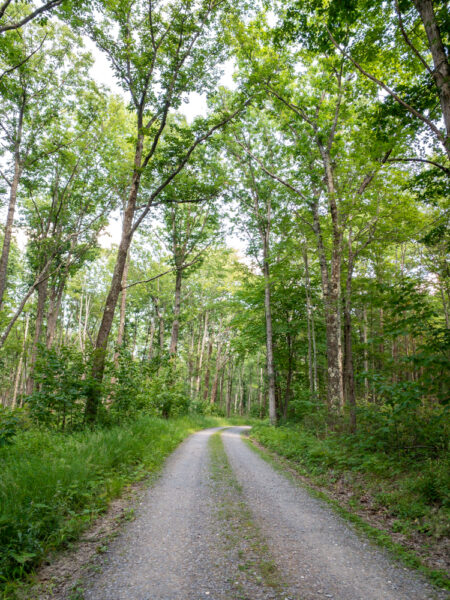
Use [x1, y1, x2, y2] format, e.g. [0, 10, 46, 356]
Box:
[0, 0, 63, 34]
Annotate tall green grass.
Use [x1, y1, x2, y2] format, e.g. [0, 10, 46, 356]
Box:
[0, 415, 221, 588]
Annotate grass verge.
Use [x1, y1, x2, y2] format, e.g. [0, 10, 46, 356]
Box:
[0, 414, 224, 596]
[248, 424, 449, 591]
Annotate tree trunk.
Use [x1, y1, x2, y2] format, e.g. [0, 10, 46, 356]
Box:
[210, 340, 223, 404]
[263, 233, 277, 425]
[202, 338, 213, 402]
[169, 267, 183, 356]
[114, 251, 130, 366]
[258, 364, 264, 417]
[413, 0, 450, 156]
[311, 196, 344, 411]
[303, 248, 315, 397]
[196, 311, 209, 395]
[85, 136, 144, 422]
[226, 361, 233, 417]
[284, 333, 293, 419]
[26, 278, 48, 395]
[187, 325, 195, 395]
[363, 305, 369, 400]
[343, 236, 357, 433]
[46, 279, 65, 349]
[147, 318, 156, 360]
[12, 313, 29, 408]
[0, 100, 24, 311]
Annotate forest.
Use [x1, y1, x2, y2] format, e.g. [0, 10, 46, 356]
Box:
[0, 0, 449, 597]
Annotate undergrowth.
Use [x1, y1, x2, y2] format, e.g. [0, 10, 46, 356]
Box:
[0, 414, 224, 594]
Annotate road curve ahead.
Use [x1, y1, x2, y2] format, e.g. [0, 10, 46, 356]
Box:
[83, 426, 448, 600]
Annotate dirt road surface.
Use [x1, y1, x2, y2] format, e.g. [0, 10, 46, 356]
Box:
[82, 426, 448, 600]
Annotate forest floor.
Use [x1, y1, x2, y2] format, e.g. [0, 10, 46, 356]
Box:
[20, 426, 449, 600]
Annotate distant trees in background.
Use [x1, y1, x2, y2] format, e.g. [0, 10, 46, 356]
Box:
[0, 0, 448, 450]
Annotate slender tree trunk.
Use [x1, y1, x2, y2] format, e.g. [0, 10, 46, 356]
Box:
[114, 252, 130, 366]
[363, 305, 369, 400]
[83, 294, 90, 350]
[234, 367, 241, 413]
[26, 278, 48, 395]
[303, 248, 315, 396]
[210, 340, 223, 405]
[311, 310, 318, 395]
[12, 313, 29, 408]
[284, 334, 293, 419]
[263, 232, 277, 425]
[343, 236, 357, 433]
[147, 318, 156, 360]
[85, 136, 144, 422]
[169, 267, 183, 356]
[258, 365, 264, 417]
[46, 280, 65, 349]
[131, 315, 138, 358]
[187, 325, 195, 395]
[196, 311, 209, 395]
[311, 196, 344, 411]
[226, 361, 233, 417]
[413, 0, 450, 156]
[203, 338, 213, 402]
[0, 101, 24, 311]
[218, 368, 225, 409]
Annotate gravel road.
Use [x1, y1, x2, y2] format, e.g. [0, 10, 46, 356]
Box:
[82, 426, 448, 600]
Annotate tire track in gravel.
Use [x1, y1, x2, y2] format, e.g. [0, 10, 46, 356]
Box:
[222, 426, 449, 600]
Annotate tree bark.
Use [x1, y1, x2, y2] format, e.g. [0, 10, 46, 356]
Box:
[26, 278, 48, 395]
[147, 318, 156, 360]
[258, 364, 264, 417]
[169, 267, 183, 355]
[226, 361, 233, 417]
[263, 230, 277, 425]
[202, 337, 213, 402]
[85, 135, 144, 422]
[413, 0, 450, 155]
[46, 279, 65, 349]
[363, 305, 369, 400]
[11, 313, 29, 408]
[311, 196, 344, 412]
[303, 248, 316, 397]
[195, 311, 209, 395]
[0, 99, 24, 310]
[114, 251, 130, 366]
[343, 233, 357, 433]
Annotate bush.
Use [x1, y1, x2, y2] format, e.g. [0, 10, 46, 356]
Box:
[26, 346, 92, 430]
[0, 407, 28, 447]
[109, 353, 190, 419]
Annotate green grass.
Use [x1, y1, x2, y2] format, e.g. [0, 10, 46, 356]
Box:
[0, 414, 224, 592]
[249, 423, 450, 590]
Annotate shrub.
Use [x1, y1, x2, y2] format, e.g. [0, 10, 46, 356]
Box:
[0, 407, 27, 447]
